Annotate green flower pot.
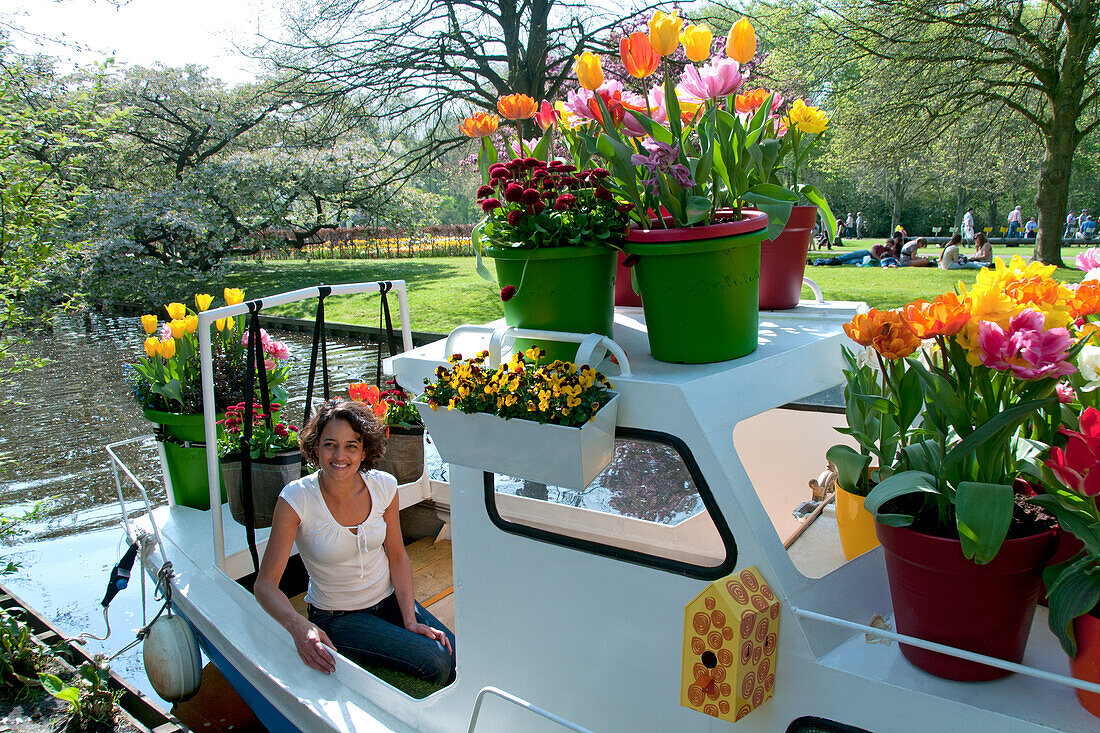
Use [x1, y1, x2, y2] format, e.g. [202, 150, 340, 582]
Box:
[486, 245, 616, 364]
[622, 211, 768, 363]
[143, 408, 228, 510]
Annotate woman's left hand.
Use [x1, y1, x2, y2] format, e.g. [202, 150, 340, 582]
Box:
[406, 621, 452, 654]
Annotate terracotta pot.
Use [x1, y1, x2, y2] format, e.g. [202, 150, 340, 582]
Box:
[1070, 610, 1100, 718]
[377, 426, 425, 485]
[835, 485, 879, 560]
[759, 205, 816, 310]
[876, 522, 1056, 680]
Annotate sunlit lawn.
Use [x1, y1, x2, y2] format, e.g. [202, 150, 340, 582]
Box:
[210, 242, 1089, 334]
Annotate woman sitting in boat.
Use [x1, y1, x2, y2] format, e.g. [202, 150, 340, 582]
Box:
[255, 399, 455, 682]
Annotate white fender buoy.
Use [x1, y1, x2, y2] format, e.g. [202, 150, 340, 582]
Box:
[143, 614, 201, 702]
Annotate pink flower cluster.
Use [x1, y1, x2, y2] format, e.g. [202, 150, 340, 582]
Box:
[241, 328, 291, 370]
[1077, 247, 1100, 273]
[977, 309, 1076, 380]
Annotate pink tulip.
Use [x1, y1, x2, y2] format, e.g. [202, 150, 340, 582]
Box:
[1057, 380, 1075, 403]
[679, 58, 743, 102]
[534, 100, 559, 131]
[563, 80, 625, 123]
[977, 308, 1076, 380]
[620, 88, 668, 138]
[1077, 248, 1100, 272]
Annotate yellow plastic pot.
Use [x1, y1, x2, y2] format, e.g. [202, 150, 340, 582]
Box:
[835, 484, 880, 560]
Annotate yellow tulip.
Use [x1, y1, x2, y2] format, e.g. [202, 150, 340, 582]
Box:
[649, 10, 684, 57]
[574, 52, 604, 91]
[224, 288, 245, 306]
[194, 293, 213, 311]
[216, 317, 227, 331]
[158, 338, 176, 360]
[141, 314, 158, 334]
[216, 316, 237, 331]
[169, 319, 186, 339]
[681, 24, 712, 63]
[726, 18, 757, 64]
[184, 314, 199, 334]
[165, 302, 187, 321]
[786, 98, 829, 134]
[143, 337, 159, 358]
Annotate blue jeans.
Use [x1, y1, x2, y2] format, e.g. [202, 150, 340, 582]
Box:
[1008, 222, 1019, 238]
[813, 249, 872, 266]
[309, 594, 456, 683]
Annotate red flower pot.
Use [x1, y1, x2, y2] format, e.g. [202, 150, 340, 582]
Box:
[876, 522, 1056, 681]
[759, 205, 816, 310]
[614, 251, 642, 307]
[1070, 610, 1100, 718]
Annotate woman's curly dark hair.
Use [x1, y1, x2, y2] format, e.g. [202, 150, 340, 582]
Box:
[299, 399, 386, 473]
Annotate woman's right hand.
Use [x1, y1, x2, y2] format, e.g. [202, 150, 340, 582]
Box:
[292, 620, 336, 674]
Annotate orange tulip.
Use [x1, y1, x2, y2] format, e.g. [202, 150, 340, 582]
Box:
[901, 294, 971, 339]
[844, 309, 921, 360]
[620, 32, 660, 79]
[1073, 280, 1100, 318]
[735, 88, 769, 114]
[574, 52, 604, 91]
[497, 94, 538, 120]
[459, 112, 499, 138]
[349, 382, 381, 405]
[726, 17, 757, 64]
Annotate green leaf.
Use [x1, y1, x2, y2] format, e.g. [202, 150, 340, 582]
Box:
[941, 398, 1056, 479]
[531, 128, 552, 161]
[1044, 557, 1100, 656]
[798, 184, 836, 241]
[685, 196, 711, 225]
[625, 111, 675, 145]
[39, 673, 79, 703]
[742, 183, 797, 240]
[826, 445, 872, 495]
[955, 481, 1013, 564]
[863, 470, 940, 525]
[470, 221, 495, 283]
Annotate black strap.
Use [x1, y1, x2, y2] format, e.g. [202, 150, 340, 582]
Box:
[303, 286, 332, 428]
[375, 282, 400, 387]
[240, 301, 271, 572]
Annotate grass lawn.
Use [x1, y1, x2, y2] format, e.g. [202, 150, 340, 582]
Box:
[191, 258, 503, 334]
[202, 243, 1089, 333]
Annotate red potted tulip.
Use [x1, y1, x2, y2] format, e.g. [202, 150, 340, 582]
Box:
[1033, 406, 1100, 718]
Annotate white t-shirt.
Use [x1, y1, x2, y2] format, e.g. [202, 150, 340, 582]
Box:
[939, 245, 960, 270]
[280, 470, 398, 611]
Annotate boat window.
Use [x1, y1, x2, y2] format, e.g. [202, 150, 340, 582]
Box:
[484, 428, 735, 579]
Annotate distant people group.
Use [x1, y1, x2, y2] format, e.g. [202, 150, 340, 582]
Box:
[1068, 210, 1097, 240]
[811, 230, 992, 270]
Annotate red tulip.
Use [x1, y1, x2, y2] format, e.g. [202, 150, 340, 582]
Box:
[1047, 407, 1100, 496]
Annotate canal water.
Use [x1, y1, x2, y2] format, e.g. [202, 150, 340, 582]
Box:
[0, 311, 403, 705]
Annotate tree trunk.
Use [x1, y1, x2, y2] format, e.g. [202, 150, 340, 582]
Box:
[988, 198, 998, 237]
[1034, 128, 1078, 266]
[889, 172, 905, 232]
[954, 186, 968, 232]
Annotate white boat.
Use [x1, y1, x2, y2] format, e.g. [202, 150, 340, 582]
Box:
[110, 280, 1100, 732]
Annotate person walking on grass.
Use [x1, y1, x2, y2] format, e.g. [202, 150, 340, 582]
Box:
[845, 212, 855, 238]
[855, 212, 865, 239]
[962, 208, 976, 243]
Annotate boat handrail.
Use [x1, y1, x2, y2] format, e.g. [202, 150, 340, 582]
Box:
[467, 686, 594, 733]
[198, 281, 416, 572]
[106, 434, 165, 553]
[790, 605, 1100, 696]
[803, 276, 824, 303]
[443, 324, 632, 376]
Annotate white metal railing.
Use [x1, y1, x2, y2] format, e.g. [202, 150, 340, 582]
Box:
[790, 605, 1100, 696]
[803, 277, 824, 303]
[443, 324, 632, 376]
[106, 435, 164, 553]
[198, 281, 415, 572]
[467, 686, 593, 733]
